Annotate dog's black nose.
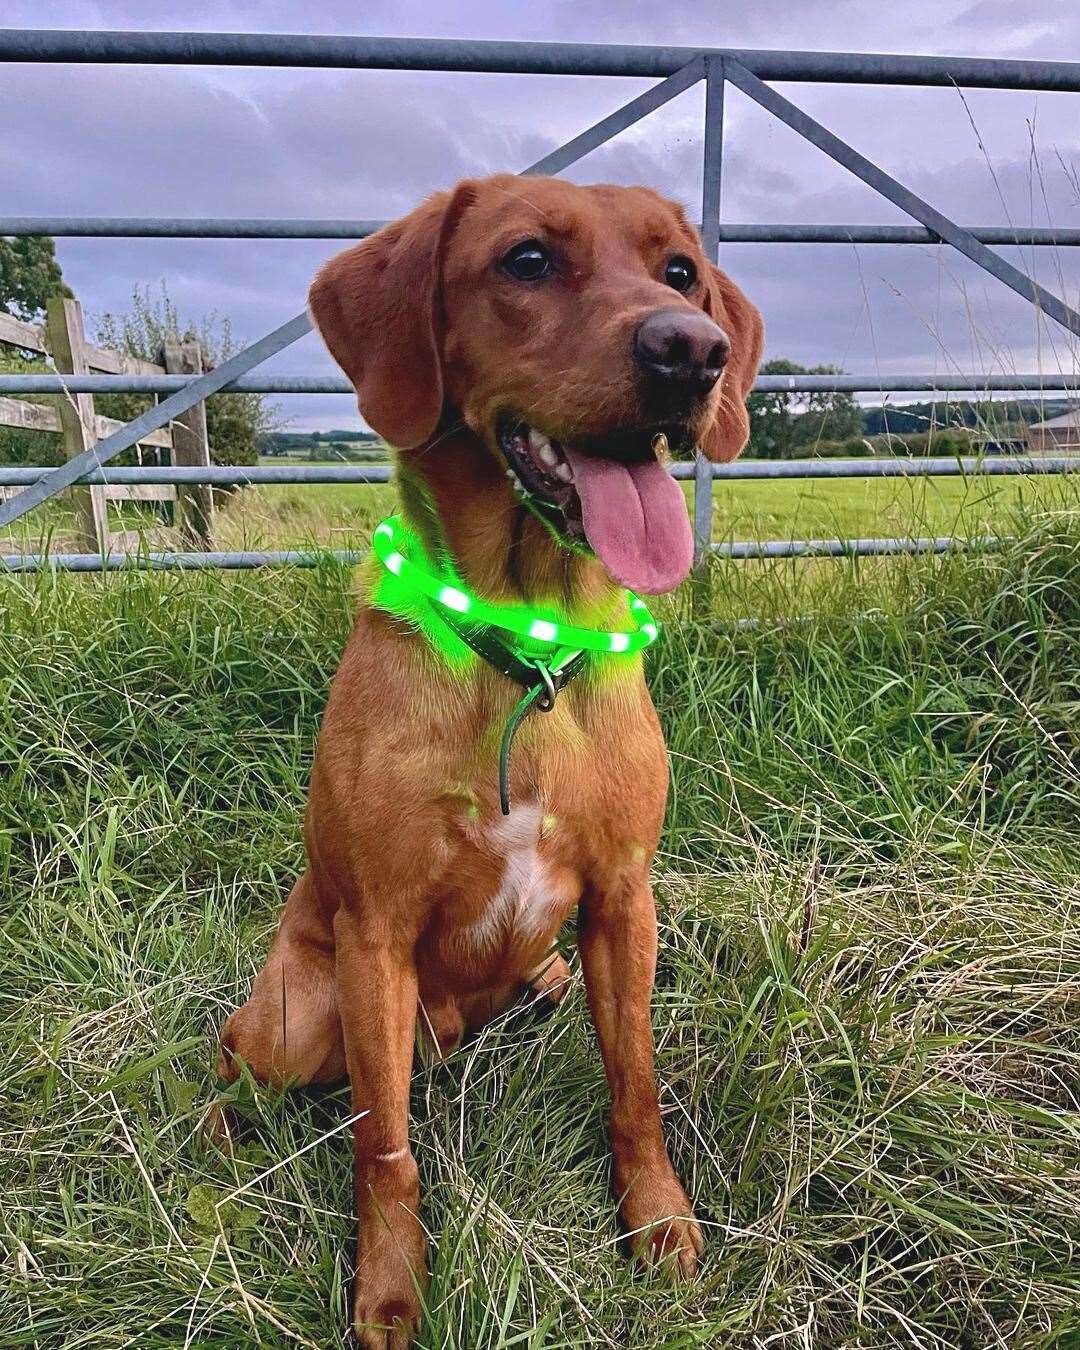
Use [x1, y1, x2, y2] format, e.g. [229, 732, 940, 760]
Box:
[633, 308, 730, 396]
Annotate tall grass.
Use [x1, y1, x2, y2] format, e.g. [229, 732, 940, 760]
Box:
[1, 512, 1078, 1346]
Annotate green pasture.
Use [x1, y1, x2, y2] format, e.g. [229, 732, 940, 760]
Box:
[213, 468, 1078, 553]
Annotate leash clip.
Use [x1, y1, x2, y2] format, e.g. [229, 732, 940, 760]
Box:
[499, 661, 561, 815]
[533, 661, 557, 712]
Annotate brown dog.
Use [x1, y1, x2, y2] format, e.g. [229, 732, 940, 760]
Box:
[218, 173, 762, 1346]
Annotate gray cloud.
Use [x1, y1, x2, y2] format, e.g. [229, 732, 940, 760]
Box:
[1, 0, 1077, 429]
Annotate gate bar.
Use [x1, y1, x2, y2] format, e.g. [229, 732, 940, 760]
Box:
[4, 30, 1080, 90]
[718, 224, 1080, 247]
[0, 535, 1006, 575]
[693, 56, 725, 567]
[3, 218, 1079, 246]
[1, 373, 1074, 395]
[2, 456, 1074, 489]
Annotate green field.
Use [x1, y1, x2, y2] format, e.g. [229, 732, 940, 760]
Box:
[2, 497, 1078, 1346]
[4, 461, 1078, 563]
[211, 469, 1080, 554]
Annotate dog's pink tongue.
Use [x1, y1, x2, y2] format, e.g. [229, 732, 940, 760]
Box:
[563, 447, 693, 594]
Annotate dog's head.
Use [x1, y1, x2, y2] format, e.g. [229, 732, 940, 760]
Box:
[309, 174, 763, 594]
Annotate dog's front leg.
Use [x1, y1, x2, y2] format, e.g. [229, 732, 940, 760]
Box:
[579, 881, 704, 1277]
[335, 908, 426, 1348]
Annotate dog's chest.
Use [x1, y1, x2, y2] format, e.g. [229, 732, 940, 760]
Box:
[469, 802, 557, 947]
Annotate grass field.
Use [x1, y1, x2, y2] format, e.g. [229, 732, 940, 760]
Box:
[4, 462, 1078, 562]
[209, 470, 1080, 555]
[2, 487, 1079, 1347]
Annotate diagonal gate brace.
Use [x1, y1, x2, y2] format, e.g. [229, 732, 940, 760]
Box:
[523, 57, 704, 176]
[724, 59, 1080, 341]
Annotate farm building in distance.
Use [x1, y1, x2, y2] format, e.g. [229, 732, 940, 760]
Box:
[1027, 407, 1080, 453]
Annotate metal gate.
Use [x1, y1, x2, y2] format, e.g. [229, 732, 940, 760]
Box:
[0, 29, 1077, 571]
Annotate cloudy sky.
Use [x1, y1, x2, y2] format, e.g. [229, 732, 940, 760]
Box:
[2, 0, 1078, 430]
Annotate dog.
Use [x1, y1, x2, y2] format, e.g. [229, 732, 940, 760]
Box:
[217, 172, 763, 1347]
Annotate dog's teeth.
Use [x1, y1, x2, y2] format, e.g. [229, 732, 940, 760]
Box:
[554, 462, 572, 482]
[529, 429, 559, 467]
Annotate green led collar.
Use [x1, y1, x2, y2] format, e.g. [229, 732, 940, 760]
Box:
[371, 515, 659, 656]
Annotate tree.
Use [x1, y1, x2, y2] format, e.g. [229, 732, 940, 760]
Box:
[0, 236, 71, 320]
[747, 358, 863, 459]
[792, 378, 864, 451]
[95, 284, 279, 469]
[747, 358, 803, 459]
[0, 236, 72, 466]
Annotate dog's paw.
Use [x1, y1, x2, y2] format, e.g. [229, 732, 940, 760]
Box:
[621, 1173, 704, 1280]
[352, 1171, 427, 1349]
[201, 1100, 238, 1153]
[629, 1210, 704, 1279]
[353, 1290, 422, 1349]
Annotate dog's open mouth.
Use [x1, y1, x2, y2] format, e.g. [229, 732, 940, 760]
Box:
[498, 419, 695, 595]
[498, 423, 582, 537]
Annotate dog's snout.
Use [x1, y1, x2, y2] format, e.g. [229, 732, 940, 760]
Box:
[633, 309, 730, 396]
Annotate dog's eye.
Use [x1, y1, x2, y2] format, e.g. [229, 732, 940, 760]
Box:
[664, 256, 697, 292]
[501, 239, 553, 282]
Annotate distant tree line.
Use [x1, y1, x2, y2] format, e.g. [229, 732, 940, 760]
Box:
[264, 377, 1055, 463]
[860, 399, 1065, 437]
[747, 359, 1055, 459]
[259, 430, 384, 455]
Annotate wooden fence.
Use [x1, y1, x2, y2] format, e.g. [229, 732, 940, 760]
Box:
[0, 297, 213, 551]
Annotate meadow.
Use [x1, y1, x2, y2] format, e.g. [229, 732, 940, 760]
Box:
[3, 463, 1077, 562]
[1, 473, 1078, 1347]
[210, 470, 1076, 556]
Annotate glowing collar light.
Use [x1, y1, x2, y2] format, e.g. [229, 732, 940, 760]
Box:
[371, 515, 659, 656]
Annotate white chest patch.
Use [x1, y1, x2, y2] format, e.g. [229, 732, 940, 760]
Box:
[472, 801, 553, 949]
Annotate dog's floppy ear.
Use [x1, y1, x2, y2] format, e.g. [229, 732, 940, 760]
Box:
[698, 264, 765, 463]
[308, 185, 472, 449]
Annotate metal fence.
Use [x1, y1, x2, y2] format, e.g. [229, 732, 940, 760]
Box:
[0, 29, 1078, 572]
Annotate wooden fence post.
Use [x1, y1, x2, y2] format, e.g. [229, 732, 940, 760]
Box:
[44, 296, 108, 553]
[162, 337, 214, 547]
